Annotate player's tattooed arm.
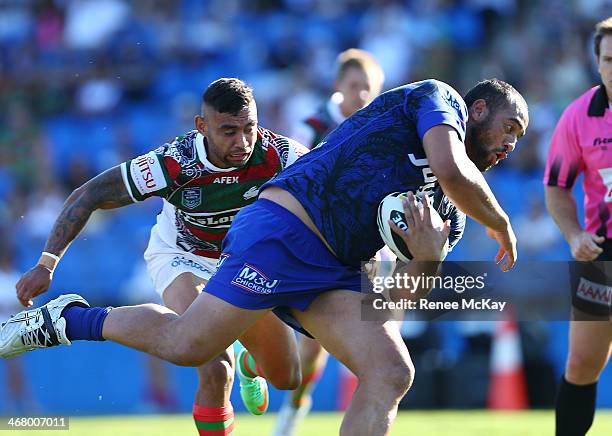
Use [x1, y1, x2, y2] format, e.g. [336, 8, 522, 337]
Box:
[44, 165, 134, 256]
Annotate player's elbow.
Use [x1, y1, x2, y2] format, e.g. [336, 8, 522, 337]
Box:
[66, 183, 101, 213]
[66, 185, 87, 204]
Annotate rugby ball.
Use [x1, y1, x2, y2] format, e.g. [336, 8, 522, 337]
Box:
[377, 192, 449, 262]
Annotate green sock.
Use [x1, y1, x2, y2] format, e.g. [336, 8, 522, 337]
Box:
[239, 350, 262, 378]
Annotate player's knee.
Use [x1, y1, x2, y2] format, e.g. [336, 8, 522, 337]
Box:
[566, 351, 606, 384]
[367, 352, 414, 398]
[387, 357, 415, 396]
[266, 360, 302, 390]
[198, 356, 235, 393]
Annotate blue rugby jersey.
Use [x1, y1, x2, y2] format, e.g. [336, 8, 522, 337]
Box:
[265, 79, 468, 266]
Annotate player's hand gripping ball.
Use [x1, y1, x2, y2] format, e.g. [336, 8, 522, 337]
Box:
[377, 192, 449, 262]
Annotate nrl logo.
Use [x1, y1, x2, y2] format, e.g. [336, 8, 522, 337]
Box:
[181, 187, 202, 209]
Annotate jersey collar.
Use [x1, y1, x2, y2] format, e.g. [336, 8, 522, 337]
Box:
[195, 132, 237, 173]
[588, 84, 609, 117]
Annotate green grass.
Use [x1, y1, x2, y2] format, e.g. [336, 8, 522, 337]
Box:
[8, 411, 612, 435]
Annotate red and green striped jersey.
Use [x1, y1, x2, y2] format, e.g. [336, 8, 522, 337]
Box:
[120, 127, 307, 258]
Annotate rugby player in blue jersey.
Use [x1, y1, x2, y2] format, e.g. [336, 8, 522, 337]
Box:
[274, 48, 386, 436]
[1, 78, 528, 436]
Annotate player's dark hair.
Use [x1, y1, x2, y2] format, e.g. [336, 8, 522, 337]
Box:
[594, 16, 612, 58]
[464, 78, 527, 116]
[202, 78, 254, 114]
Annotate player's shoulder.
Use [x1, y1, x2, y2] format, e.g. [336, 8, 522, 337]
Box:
[390, 79, 466, 114]
[416, 79, 465, 110]
[258, 126, 307, 153]
[392, 79, 460, 98]
[562, 86, 601, 119]
[257, 125, 279, 148]
[154, 130, 200, 167]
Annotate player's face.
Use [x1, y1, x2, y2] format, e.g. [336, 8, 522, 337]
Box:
[335, 67, 383, 117]
[465, 100, 527, 172]
[196, 101, 258, 168]
[597, 34, 612, 98]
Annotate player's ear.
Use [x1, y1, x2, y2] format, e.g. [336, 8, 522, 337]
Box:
[195, 115, 207, 135]
[469, 99, 489, 122]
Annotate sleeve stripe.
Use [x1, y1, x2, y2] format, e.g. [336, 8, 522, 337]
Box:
[120, 162, 138, 203]
[596, 203, 610, 238]
[546, 157, 562, 187]
[565, 163, 579, 188]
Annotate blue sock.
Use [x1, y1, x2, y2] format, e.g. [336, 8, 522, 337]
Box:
[61, 305, 112, 341]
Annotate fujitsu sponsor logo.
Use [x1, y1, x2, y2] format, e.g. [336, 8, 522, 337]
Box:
[577, 278, 612, 306]
[135, 155, 157, 189]
[129, 151, 167, 195]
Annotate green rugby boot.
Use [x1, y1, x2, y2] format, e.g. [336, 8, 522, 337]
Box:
[236, 348, 269, 415]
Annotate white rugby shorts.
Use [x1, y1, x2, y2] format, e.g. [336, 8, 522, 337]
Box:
[144, 224, 218, 297]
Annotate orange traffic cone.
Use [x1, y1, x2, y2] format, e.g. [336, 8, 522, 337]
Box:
[337, 364, 358, 411]
[487, 316, 529, 409]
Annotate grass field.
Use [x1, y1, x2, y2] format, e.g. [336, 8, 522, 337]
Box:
[8, 411, 612, 436]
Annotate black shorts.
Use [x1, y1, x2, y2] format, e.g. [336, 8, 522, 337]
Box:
[569, 239, 612, 319]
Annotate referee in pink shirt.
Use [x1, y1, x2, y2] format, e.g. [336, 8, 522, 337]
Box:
[544, 16, 612, 436]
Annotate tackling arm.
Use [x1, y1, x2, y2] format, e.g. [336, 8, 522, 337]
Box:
[43, 165, 134, 257]
[16, 165, 134, 306]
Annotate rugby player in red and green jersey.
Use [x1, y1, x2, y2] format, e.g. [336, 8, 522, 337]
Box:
[12, 78, 307, 435]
